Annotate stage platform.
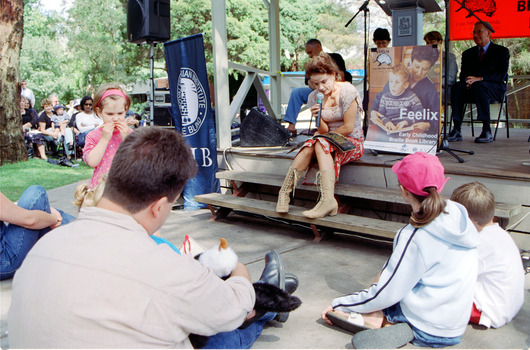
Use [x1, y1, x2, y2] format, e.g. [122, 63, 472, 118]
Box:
[220, 126, 530, 235]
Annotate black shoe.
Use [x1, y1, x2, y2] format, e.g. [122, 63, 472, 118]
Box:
[474, 131, 492, 143]
[59, 157, 79, 167]
[285, 273, 299, 294]
[274, 273, 300, 323]
[446, 129, 463, 142]
[258, 250, 285, 290]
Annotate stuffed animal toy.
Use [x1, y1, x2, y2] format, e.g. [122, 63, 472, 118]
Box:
[197, 238, 238, 278]
[189, 238, 301, 348]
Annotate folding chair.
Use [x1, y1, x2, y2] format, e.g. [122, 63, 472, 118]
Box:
[464, 92, 509, 141]
[462, 74, 509, 141]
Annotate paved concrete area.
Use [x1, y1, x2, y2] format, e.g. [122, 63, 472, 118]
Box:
[1, 181, 529, 349]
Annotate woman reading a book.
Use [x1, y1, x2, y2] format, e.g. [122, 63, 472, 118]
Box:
[276, 53, 364, 219]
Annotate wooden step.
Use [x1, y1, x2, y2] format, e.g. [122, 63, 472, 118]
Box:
[217, 171, 405, 203]
[216, 170, 521, 220]
[195, 193, 406, 241]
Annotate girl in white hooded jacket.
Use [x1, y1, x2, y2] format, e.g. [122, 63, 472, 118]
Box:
[321, 152, 480, 348]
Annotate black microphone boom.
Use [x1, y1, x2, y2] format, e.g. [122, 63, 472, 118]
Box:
[345, 0, 370, 28]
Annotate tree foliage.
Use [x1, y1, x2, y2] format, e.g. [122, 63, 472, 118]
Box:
[19, 0, 354, 104]
[18, 0, 530, 107]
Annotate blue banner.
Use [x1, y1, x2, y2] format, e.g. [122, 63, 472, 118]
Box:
[164, 34, 220, 210]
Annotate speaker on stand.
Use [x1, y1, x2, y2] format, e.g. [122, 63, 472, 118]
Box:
[127, 0, 171, 125]
[127, 0, 170, 44]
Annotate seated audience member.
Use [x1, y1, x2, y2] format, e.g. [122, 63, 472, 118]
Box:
[66, 100, 73, 115]
[48, 93, 60, 107]
[0, 186, 74, 280]
[321, 153, 479, 348]
[52, 104, 75, 161]
[424, 30, 458, 102]
[20, 97, 46, 160]
[68, 98, 82, 138]
[51, 104, 70, 132]
[284, 39, 351, 136]
[373, 28, 391, 48]
[38, 97, 62, 156]
[125, 110, 141, 128]
[447, 21, 509, 143]
[70, 98, 82, 117]
[75, 96, 102, 147]
[451, 182, 524, 328]
[8, 127, 295, 348]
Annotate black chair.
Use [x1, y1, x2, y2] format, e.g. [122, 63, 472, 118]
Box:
[461, 74, 510, 141]
[463, 92, 509, 141]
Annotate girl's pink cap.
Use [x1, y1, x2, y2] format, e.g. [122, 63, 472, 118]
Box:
[392, 152, 449, 196]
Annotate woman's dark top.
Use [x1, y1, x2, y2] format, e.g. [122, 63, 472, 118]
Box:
[38, 112, 53, 129]
[22, 109, 39, 129]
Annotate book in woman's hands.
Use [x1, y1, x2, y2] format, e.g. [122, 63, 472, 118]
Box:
[313, 132, 356, 152]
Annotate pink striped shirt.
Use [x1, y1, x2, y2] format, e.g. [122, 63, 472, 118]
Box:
[83, 127, 133, 188]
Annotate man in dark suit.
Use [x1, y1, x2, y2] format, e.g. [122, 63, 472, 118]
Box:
[447, 21, 509, 143]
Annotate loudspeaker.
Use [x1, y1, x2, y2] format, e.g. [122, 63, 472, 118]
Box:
[240, 108, 290, 147]
[127, 0, 170, 44]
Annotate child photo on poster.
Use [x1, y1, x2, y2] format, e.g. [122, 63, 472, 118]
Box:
[365, 45, 442, 155]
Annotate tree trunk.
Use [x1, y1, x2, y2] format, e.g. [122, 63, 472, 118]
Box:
[0, 0, 26, 165]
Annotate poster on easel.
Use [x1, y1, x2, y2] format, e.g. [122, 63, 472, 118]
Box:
[364, 45, 442, 155]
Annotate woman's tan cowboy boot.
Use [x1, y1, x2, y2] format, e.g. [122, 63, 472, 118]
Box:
[302, 169, 338, 219]
[276, 167, 304, 213]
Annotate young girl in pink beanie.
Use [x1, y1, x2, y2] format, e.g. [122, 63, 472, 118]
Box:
[322, 152, 480, 348]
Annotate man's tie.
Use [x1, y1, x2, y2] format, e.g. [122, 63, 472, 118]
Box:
[479, 47, 485, 62]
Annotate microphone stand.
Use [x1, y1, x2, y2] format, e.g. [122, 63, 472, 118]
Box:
[438, 0, 474, 163]
[345, 0, 370, 134]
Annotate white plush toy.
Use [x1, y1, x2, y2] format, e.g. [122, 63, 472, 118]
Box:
[197, 238, 238, 279]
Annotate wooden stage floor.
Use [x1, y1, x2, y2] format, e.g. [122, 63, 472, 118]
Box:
[225, 126, 529, 181]
[221, 126, 529, 211]
[361, 127, 530, 182]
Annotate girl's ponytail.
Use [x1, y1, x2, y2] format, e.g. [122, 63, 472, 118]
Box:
[410, 186, 446, 228]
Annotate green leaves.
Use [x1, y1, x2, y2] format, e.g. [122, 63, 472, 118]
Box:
[26, 0, 508, 105]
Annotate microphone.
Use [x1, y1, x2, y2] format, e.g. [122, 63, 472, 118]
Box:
[316, 92, 324, 127]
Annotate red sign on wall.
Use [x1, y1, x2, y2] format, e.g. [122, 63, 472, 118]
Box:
[450, 0, 530, 40]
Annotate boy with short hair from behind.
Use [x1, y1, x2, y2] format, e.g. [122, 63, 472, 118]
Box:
[451, 182, 525, 328]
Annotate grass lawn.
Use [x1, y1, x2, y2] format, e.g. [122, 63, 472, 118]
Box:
[0, 158, 93, 201]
